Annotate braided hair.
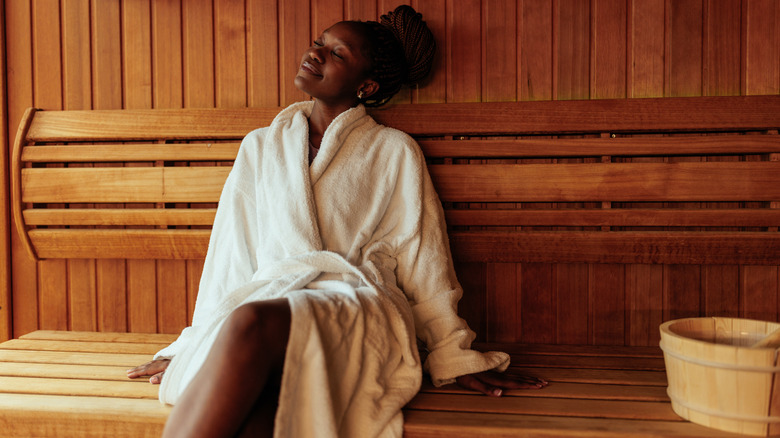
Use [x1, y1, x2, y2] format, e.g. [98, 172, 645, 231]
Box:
[353, 5, 436, 107]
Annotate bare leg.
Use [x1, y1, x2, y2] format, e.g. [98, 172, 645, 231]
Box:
[162, 298, 291, 438]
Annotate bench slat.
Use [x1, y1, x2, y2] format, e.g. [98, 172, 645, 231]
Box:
[424, 381, 669, 402]
[401, 410, 739, 438]
[0, 362, 137, 382]
[22, 167, 229, 203]
[371, 96, 780, 135]
[450, 231, 780, 265]
[0, 350, 152, 367]
[445, 208, 780, 227]
[26, 107, 278, 142]
[23, 208, 217, 226]
[0, 393, 168, 438]
[431, 162, 780, 203]
[22, 143, 240, 162]
[0, 376, 158, 399]
[507, 367, 667, 386]
[28, 229, 211, 259]
[0, 339, 167, 355]
[419, 135, 780, 158]
[19, 330, 179, 344]
[406, 392, 679, 421]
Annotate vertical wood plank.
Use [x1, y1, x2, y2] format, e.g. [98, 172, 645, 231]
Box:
[486, 263, 518, 342]
[741, 266, 779, 322]
[590, 264, 625, 345]
[667, 0, 703, 97]
[157, 260, 188, 334]
[38, 262, 67, 330]
[626, 264, 663, 346]
[412, 0, 446, 103]
[702, 265, 739, 317]
[556, 264, 589, 345]
[664, 265, 702, 321]
[742, 0, 780, 95]
[591, 0, 626, 99]
[127, 260, 156, 333]
[62, 0, 92, 110]
[92, 0, 122, 109]
[7, 0, 39, 339]
[152, 0, 183, 109]
[556, 0, 590, 100]
[96, 260, 127, 332]
[346, 0, 376, 21]
[628, 0, 664, 97]
[214, 0, 247, 107]
[182, 0, 215, 108]
[0, 0, 10, 341]
[312, 0, 344, 42]
[68, 259, 96, 331]
[62, 0, 95, 332]
[456, 262, 486, 343]
[482, 0, 517, 102]
[32, 0, 68, 333]
[520, 0, 553, 100]
[247, 0, 279, 107]
[279, 0, 310, 104]
[151, 0, 188, 335]
[703, 0, 741, 96]
[122, 0, 153, 109]
[446, 0, 481, 102]
[520, 263, 555, 344]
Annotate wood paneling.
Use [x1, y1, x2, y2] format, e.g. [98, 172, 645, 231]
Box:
[3, 0, 779, 344]
[0, 0, 11, 342]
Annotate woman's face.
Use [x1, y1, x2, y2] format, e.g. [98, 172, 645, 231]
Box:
[294, 21, 374, 107]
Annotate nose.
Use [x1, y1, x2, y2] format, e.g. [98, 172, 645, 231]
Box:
[310, 46, 324, 64]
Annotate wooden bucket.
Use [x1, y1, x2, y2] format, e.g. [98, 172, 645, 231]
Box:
[659, 317, 780, 436]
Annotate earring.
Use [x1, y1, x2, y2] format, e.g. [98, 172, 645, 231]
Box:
[357, 90, 364, 100]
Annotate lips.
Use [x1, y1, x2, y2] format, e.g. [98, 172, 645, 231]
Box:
[300, 61, 322, 77]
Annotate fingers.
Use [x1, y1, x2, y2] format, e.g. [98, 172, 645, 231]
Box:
[456, 371, 549, 397]
[127, 359, 170, 382]
[477, 371, 548, 390]
[456, 374, 503, 397]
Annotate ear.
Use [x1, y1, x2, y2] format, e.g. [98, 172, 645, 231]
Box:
[358, 79, 379, 99]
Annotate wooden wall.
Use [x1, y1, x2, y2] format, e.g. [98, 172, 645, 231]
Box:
[2, 0, 779, 344]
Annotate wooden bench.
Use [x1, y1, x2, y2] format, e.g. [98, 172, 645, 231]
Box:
[3, 95, 779, 437]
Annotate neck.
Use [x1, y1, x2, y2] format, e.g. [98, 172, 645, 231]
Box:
[307, 99, 357, 148]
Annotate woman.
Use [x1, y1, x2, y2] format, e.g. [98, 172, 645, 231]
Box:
[128, 6, 546, 438]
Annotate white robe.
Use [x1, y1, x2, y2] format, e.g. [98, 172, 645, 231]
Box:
[154, 101, 509, 437]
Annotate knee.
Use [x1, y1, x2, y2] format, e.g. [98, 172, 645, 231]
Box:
[224, 299, 291, 356]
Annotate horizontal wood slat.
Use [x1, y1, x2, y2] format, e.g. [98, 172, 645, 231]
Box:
[26, 108, 280, 142]
[371, 96, 780, 136]
[21, 143, 240, 162]
[401, 410, 738, 438]
[444, 208, 780, 227]
[28, 230, 211, 260]
[24, 96, 780, 142]
[430, 162, 780, 203]
[419, 135, 780, 158]
[23, 208, 217, 226]
[449, 231, 780, 265]
[21, 167, 229, 203]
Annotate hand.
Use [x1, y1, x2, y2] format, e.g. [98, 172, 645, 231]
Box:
[456, 370, 547, 396]
[127, 359, 171, 384]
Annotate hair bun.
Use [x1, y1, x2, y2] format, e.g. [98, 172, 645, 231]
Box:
[380, 5, 436, 85]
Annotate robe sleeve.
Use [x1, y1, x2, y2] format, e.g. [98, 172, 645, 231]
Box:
[154, 130, 264, 360]
[393, 143, 510, 387]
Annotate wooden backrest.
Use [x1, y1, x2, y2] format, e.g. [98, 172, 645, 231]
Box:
[12, 96, 780, 264]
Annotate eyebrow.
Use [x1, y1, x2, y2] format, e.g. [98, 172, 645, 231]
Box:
[321, 30, 356, 52]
